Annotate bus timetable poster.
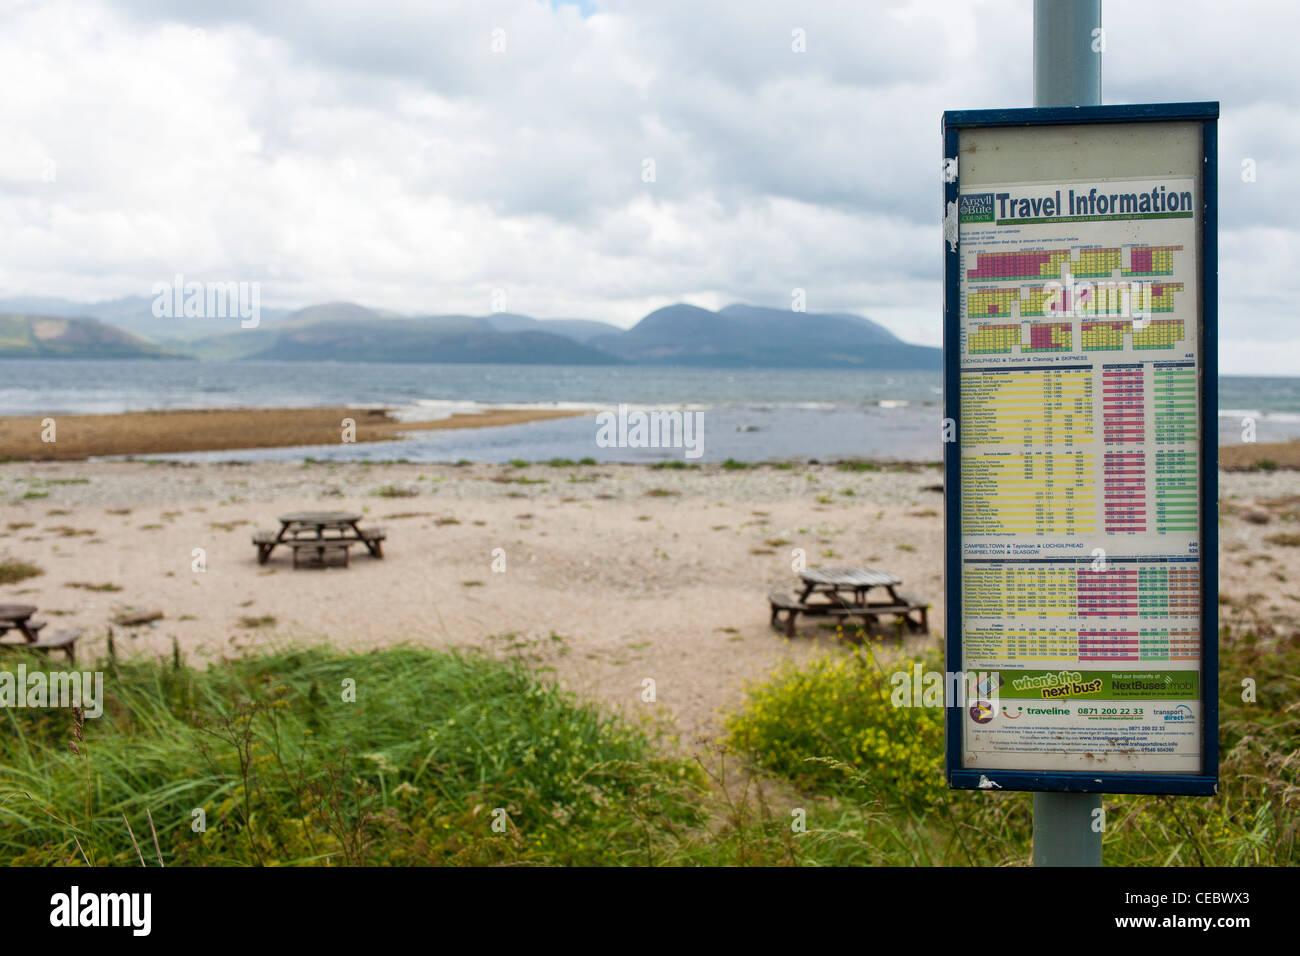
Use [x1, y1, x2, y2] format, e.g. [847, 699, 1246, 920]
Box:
[956, 174, 1204, 775]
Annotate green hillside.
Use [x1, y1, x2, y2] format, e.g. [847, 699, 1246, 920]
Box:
[0, 313, 181, 360]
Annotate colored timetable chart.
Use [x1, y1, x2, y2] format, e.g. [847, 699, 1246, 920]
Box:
[952, 165, 1206, 779]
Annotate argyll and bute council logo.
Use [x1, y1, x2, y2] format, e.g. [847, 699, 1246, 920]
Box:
[960, 193, 995, 224]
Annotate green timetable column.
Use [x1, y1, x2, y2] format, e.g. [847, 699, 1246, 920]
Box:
[1152, 364, 1197, 443]
[1155, 449, 1198, 532]
[1138, 565, 1169, 618]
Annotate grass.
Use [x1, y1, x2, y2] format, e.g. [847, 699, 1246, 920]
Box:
[1, 619, 1293, 867]
[0, 559, 42, 585]
[1265, 532, 1300, 547]
[372, 485, 418, 498]
[724, 620, 1300, 866]
[236, 615, 277, 629]
[0, 646, 705, 866]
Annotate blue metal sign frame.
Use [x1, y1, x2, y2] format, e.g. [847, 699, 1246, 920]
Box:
[942, 102, 1219, 796]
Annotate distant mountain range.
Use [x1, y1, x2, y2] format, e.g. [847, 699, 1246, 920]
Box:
[0, 296, 940, 368]
[0, 313, 178, 359]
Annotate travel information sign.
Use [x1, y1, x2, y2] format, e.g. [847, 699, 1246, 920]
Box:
[942, 103, 1219, 795]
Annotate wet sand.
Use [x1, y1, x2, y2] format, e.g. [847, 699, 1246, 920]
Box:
[0, 406, 586, 461]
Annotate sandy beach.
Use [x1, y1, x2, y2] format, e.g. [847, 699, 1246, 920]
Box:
[0, 405, 586, 461]
[2, 457, 1297, 743]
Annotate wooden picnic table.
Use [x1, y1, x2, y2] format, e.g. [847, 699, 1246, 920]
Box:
[770, 566, 929, 639]
[797, 566, 904, 606]
[276, 511, 365, 541]
[253, 511, 386, 566]
[0, 603, 40, 642]
[0, 603, 81, 661]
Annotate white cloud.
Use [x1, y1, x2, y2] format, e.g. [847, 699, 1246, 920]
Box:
[0, 0, 1295, 372]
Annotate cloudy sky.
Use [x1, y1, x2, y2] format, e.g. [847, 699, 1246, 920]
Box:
[0, 0, 1296, 372]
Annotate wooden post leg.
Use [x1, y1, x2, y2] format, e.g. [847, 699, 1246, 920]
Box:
[785, 610, 796, 639]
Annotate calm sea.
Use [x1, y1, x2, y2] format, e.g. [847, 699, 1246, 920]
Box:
[2, 359, 1297, 463]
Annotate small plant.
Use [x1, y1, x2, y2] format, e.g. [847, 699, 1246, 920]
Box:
[237, 615, 277, 629]
[721, 458, 750, 470]
[0, 558, 42, 585]
[726, 646, 945, 809]
[372, 485, 418, 498]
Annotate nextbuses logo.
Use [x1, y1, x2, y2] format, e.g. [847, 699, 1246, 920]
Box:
[50, 886, 151, 936]
[1009, 670, 1103, 699]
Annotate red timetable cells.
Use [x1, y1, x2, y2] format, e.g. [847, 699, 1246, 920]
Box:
[1104, 451, 1147, 533]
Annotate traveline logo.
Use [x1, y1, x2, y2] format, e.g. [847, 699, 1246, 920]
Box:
[595, 404, 704, 459]
[50, 886, 151, 936]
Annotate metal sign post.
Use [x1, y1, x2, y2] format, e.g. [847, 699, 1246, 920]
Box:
[1032, 0, 1104, 869]
[941, 0, 1219, 868]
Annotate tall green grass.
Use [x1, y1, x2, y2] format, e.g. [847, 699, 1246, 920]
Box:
[3, 619, 1293, 866]
[0, 646, 704, 865]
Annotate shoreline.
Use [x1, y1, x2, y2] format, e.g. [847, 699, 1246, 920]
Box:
[1, 404, 1295, 469]
[0, 405, 587, 461]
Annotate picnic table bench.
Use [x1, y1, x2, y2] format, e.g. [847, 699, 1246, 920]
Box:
[0, 603, 82, 662]
[252, 512, 386, 567]
[769, 567, 930, 639]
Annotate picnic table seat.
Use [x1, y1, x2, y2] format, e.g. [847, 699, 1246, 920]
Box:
[894, 592, 931, 634]
[28, 628, 82, 663]
[252, 530, 278, 564]
[769, 590, 810, 637]
[359, 526, 386, 558]
[768, 589, 930, 639]
[1, 627, 81, 663]
[290, 539, 355, 569]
